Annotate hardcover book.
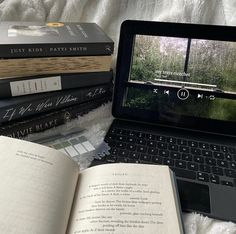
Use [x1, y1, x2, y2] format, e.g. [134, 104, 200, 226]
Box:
[0, 136, 184, 234]
[0, 95, 111, 138]
[0, 83, 112, 124]
[0, 70, 113, 98]
[0, 21, 114, 58]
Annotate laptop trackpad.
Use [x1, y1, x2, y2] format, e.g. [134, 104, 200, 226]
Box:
[177, 179, 211, 213]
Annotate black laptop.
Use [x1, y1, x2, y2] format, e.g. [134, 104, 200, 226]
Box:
[91, 20, 236, 222]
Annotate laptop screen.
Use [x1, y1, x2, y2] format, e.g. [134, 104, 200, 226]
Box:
[113, 21, 236, 136]
[124, 35, 236, 122]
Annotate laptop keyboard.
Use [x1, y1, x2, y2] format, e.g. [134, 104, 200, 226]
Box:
[92, 126, 236, 187]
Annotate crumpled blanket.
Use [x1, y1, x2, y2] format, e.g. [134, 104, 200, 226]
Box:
[0, 1, 236, 233]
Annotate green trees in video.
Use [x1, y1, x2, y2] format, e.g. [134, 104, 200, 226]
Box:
[127, 35, 236, 121]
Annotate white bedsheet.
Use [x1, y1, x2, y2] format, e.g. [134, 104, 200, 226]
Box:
[0, 1, 236, 233]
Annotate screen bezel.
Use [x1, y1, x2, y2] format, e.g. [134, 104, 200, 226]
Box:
[112, 20, 236, 136]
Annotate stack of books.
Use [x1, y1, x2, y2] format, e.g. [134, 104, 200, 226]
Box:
[0, 21, 114, 138]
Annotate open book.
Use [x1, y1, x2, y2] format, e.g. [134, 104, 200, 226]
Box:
[0, 136, 184, 234]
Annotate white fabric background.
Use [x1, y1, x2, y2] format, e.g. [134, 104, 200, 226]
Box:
[0, 0, 236, 233]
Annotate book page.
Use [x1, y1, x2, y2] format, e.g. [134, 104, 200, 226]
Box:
[67, 163, 183, 234]
[0, 136, 79, 234]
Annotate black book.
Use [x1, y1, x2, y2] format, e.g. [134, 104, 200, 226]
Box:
[0, 95, 111, 139]
[0, 21, 114, 58]
[0, 83, 112, 124]
[0, 70, 113, 98]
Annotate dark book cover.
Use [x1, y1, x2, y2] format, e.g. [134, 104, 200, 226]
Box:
[0, 95, 111, 139]
[0, 21, 114, 58]
[0, 82, 112, 124]
[0, 70, 113, 98]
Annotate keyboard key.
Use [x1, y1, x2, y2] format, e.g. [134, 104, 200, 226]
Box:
[210, 175, 220, 184]
[225, 153, 233, 161]
[136, 145, 147, 153]
[136, 139, 146, 145]
[126, 144, 136, 151]
[117, 157, 129, 163]
[199, 142, 209, 149]
[163, 158, 174, 166]
[213, 152, 224, 159]
[127, 131, 136, 137]
[119, 150, 129, 157]
[217, 160, 228, 168]
[212, 166, 223, 176]
[148, 147, 158, 155]
[110, 148, 118, 155]
[188, 141, 198, 148]
[147, 140, 156, 147]
[173, 168, 196, 180]
[170, 151, 181, 159]
[127, 137, 135, 143]
[152, 156, 162, 164]
[146, 134, 156, 140]
[202, 150, 212, 157]
[197, 172, 209, 182]
[116, 142, 126, 148]
[136, 132, 146, 138]
[166, 137, 176, 144]
[229, 147, 236, 154]
[205, 158, 216, 166]
[182, 153, 192, 161]
[159, 150, 169, 157]
[221, 146, 228, 153]
[117, 135, 127, 141]
[177, 139, 187, 146]
[157, 142, 167, 149]
[140, 154, 151, 162]
[157, 136, 166, 142]
[199, 164, 211, 173]
[175, 160, 186, 169]
[230, 162, 236, 170]
[191, 148, 201, 155]
[221, 181, 233, 187]
[187, 162, 198, 171]
[225, 169, 236, 178]
[210, 144, 221, 151]
[179, 146, 189, 153]
[169, 144, 178, 151]
[194, 156, 204, 163]
[129, 152, 140, 159]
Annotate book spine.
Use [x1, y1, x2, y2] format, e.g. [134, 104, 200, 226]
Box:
[0, 42, 114, 58]
[0, 71, 113, 98]
[0, 95, 111, 139]
[0, 83, 112, 124]
[0, 55, 112, 78]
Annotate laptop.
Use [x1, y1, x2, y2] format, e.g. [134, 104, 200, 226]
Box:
[91, 20, 236, 222]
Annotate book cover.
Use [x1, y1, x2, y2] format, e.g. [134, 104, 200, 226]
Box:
[0, 70, 113, 98]
[0, 21, 114, 58]
[0, 82, 112, 124]
[0, 95, 111, 139]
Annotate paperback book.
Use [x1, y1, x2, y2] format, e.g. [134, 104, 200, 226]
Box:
[0, 21, 114, 58]
[0, 70, 113, 98]
[0, 136, 184, 234]
[0, 82, 112, 123]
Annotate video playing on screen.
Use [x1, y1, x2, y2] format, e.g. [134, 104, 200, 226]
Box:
[123, 35, 236, 122]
